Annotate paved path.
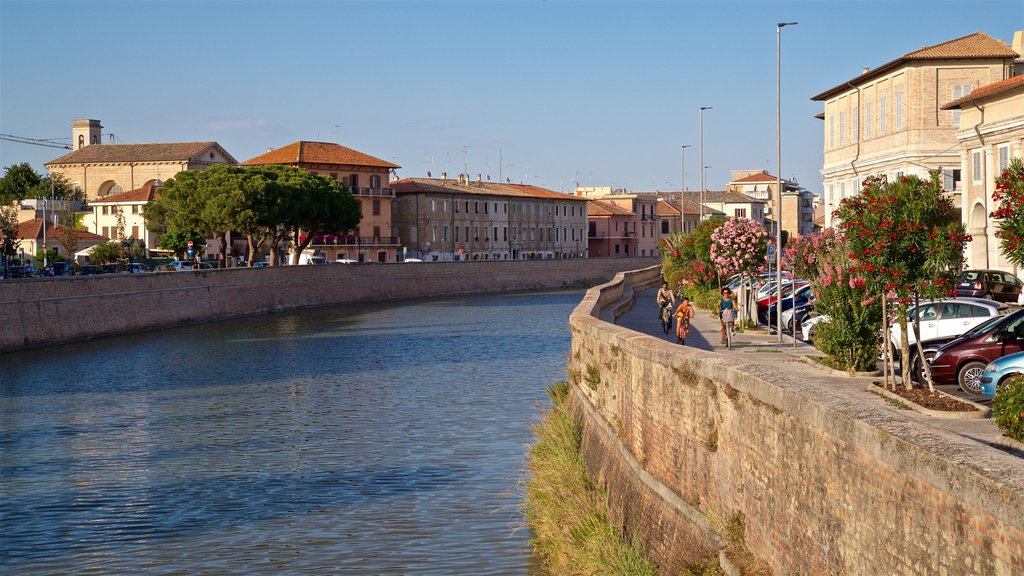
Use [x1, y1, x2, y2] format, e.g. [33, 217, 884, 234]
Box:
[616, 288, 1016, 451]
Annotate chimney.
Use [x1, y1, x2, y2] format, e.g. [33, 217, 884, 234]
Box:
[862, 67, 870, 74]
[442, 171, 447, 183]
[477, 173, 482, 184]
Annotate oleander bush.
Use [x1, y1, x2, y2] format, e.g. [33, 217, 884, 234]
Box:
[992, 374, 1024, 442]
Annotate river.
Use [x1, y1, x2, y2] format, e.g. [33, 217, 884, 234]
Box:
[0, 289, 582, 574]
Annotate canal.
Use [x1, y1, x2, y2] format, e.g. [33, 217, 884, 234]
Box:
[0, 289, 582, 574]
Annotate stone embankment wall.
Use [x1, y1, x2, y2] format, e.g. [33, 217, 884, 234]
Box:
[569, 266, 1024, 575]
[0, 258, 656, 353]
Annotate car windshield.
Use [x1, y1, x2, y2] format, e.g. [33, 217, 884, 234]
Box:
[970, 312, 1020, 338]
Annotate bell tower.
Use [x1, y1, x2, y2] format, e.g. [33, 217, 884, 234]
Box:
[72, 119, 102, 149]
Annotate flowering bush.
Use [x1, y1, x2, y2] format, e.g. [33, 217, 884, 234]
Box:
[990, 158, 1024, 268]
[661, 217, 725, 288]
[992, 374, 1024, 442]
[782, 227, 842, 281]
[709, 217, 770, 278]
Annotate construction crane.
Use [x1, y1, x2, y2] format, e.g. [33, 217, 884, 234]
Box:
[0, 134, 71, 150]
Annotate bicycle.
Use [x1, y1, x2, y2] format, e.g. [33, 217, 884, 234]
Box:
[722, 308, 736, 350]
[660, 303, 673, 334]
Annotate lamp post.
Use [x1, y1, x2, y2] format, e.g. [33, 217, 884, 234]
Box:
[699, 107, 712, 221]
[680, 144, 691, 234]
[776, 21, 798, 343]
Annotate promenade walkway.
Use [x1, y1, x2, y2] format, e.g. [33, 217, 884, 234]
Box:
[616, 287, 1020, 453]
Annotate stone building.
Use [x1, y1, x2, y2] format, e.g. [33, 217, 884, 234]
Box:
[392, 175, 589, 261]
[811, 32, 1019, 228]
[243, 141, 400, 263]
[726, 170, 817, 238]
[942, 73, 1024, 275]
[87, 182, 163, 257]
[45, 119, 236, 201]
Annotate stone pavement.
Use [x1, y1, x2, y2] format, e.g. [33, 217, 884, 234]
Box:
[616, 287, 1021, 453]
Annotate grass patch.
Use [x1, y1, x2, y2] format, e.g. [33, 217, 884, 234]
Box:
[585, 362, 602, 390]
[522, 382, 657, 576]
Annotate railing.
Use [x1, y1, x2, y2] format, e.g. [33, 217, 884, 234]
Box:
[311, 236, 399, 246]
[349, 187, 395, 197]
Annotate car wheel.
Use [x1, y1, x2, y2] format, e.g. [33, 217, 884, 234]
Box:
[957, 361, 986, 394]
[983, 292, 993, 301]
[913, 351, 937, 383]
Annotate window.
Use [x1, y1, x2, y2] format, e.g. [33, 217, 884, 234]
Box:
[614, 244, 620, 254]
[474, 201, 479, 213]
[999, 144, 1010, 174]
[465, 201, 469, 213]
[371, 175, 381, 188]
[503, 227, 507, 241]
[661, 220, 669, 234]
[615, 221, 619, 232]
[895, 91, 902, 130]
[372, 199, 381, 216]
[351, 174, 359, 188]
[493, 226, 498, 240]
[443, 225, 449, 242]
[465, 226, 469, 242]
[443, 200, 448, 212]
[852, 108, 859, 142]
[102, 206, 109, 215]
[373, 225, 381, 239]
[951, 84, 972, 126]
[879, 96, 887, 134]
[132, 205, 139, 214]
[432, 225, 438, 242]
[829, 115, 834, 148]
[455, 226, 459, 242]
[734, 208, 747, 218]
[431, 199, 437, 212]
[840, 182, 846, 199]
[865, 102, 873, 138]
[455, 201, 459, 213]
[102, 226, 109, 238]
[972, 150, 983, 183]
[839, 112, 846, 146]
[828, 184, 834, 203]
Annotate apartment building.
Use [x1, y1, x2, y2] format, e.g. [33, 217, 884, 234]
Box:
[243, 141, 400, 263]
[392, 175, 588, 261]
[656, 195, 719, 240]
[45, 119, 236, 201]
[700, 190, 768, 225]
[942, 73, 1024, 274]
[87, 182, 162, 256]
[575, 187, 659, 257]
[726, 170, 817, 238]
[812, 32, 1018, 228]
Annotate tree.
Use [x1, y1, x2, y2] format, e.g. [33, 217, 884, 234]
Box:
[284, 171, 361, 264]
[990, 158, 1024, 267]
[155, 230, 206, 260]
[90, 241, 124, 264]
[835, 172, 969, 389]
[661, 217, 725, 289]
[1, 205, 20, 276]
[782, 228, 843, 282]
[0, 163, 41, 204]
[55, 209, 83, 264]
[710, 217, 770, 325]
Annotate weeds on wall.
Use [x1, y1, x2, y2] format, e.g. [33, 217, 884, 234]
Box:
[522, 381, 658, 576]
[585, 362, 602, 390]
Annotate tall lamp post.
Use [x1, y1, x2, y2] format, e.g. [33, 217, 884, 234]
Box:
[680, 144, 691, 234]
[699, 107, 712, 221]
[776, 21, 798, 343]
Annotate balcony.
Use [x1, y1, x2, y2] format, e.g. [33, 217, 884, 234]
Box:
[350, 187, 395, 198]
[310, 235, 400, 247]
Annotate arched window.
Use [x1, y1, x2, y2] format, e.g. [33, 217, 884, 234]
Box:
[98, 180, 124, 197]
[78, 135, 85, 149]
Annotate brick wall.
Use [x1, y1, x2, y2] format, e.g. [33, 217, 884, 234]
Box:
[570, 267, 1024, 575]
[0, 258, 657, 353]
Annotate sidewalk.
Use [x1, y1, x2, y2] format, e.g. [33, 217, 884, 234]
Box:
[616, 288, 1019, 452]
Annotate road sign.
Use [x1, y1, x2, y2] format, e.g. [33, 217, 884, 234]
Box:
[767, 244, 775, 259]
[187, 248, 194, 257]
[187, 240, 194, 249]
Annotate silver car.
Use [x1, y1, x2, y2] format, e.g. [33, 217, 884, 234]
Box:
[890, 297, 1004, 346]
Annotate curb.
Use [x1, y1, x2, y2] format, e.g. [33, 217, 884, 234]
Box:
[801, 355, 882, 377]
[868, 384, 992, 419]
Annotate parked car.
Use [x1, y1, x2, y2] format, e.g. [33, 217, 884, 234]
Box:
[78, 264, 101, 275]
[761, 284, 813, 326]
[979, 351, 1024, 398]
[890, 298, 1004, 347]
[926, 308, 1024, 393]
[781, 301, 815, 335]
[955, 269, 1023, 303]
[801, 313, 831, 342]
[168, 261, 194, 271]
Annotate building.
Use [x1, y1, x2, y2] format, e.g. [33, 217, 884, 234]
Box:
[575, 187, 660, 257]
[45, 119, 236, 201]
[726, 170, 817, 238]
[700, 190, 768, 225]
[243, 141, 400, 263]
[587, 199, 638, 258]
[811, 32, 1019, 228]
[942, 73, 1024, 275]
[87, 182, 163, 256]
[656, 196, 713, 240]
[392, 175, 588, 261]
[16, 218, 107, 262]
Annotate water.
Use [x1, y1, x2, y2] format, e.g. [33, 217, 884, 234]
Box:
[0, 290, 581, 574]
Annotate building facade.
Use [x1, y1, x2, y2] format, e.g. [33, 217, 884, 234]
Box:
[87, 182, 162, 257]
[811, 32, 1018, 228]
[656, 196, 714, 241]
[700, 190, 768, 226]
[45, 119, 236, 201]
[575, 187, 660, 257]
[16, 218, 107, 262]
[726, 170, 817, 238]
[943, 74, 1024, 275]
[243, 141, 401, 263]
[392, 176, 588, 261]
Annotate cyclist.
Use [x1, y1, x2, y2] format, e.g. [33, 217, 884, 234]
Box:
[656, 281, 675, 333]
[673, 296, 695, 345]
[717, 287, 736, 345]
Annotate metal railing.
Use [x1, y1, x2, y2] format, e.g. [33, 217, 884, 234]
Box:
[349, 187, 395, 197]
[311, 236, 399, 246]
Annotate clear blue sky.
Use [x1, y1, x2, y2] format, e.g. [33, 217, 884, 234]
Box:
[1, 1, 1021, 195]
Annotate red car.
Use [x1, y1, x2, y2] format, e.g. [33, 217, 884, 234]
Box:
[926, 308, 1024, 393]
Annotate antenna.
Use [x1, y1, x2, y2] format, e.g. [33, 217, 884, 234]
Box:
[462, 145, 471, 179]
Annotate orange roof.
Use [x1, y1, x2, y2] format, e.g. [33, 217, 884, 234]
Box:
[243, 141, 400, 169]
[658, 198, 704, 216]
[17, 218, 107, 241]
[812, 32, 1017, 101]
[391, 177, 585, 202]
[46, 142, 236, 166]
[941, 74, 1024, 110]
[91, 182, 161, 204]
[587, 199, 634, 217]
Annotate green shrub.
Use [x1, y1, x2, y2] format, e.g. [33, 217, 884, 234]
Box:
[992, 374, 1024, 442]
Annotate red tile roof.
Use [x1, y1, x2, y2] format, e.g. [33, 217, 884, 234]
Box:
[243, 141, 400, 169]
[391, 177, 585, 202]
[46, 142, 236, 166]
[658, 198, 704, 216]
[941, 74, 1024, 110]
[17, 218, 107, 241]
[587, 199, 634, 217]
[91, 182, 161, 204]
[812, 32, 1018, 101]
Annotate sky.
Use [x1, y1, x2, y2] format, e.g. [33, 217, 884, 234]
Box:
[1, 1, 1021, 195]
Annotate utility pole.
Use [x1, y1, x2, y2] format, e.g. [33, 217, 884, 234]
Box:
[699, 107, 712, 221]
[680, 145, 691, 233]
[777, 21, 798, 343]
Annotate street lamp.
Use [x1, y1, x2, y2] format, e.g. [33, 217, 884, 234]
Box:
[776, 21, 798, 343]
[680, 145, 691, 234]
[699, 107, 712, 221]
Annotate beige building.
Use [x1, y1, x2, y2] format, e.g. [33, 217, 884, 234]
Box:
[244, 141, 400, 263]
[575, 187, 659, 257]
[392, 176, 588, 261]
[811, 32, 1019, 228]
[700, 190, 768, 226]
[16, 218, 106, 261]
[656, 196, 721, 240]
[726, 170, 817, 239]
[45, 119, 236, 201]
[942, 73, 1024, 275]
[87, 182, 162, 256]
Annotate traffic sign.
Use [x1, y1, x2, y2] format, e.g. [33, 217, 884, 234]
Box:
[187, 248, 194, 257]
[187, 240, 194, 249]
[767, 244, 775, 258]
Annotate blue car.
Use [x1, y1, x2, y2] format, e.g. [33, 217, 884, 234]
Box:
[979, 351, 1024, 398]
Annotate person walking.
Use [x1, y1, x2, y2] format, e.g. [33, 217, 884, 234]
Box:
[673, 296, 695, 345]
[717, 288, 736, 345]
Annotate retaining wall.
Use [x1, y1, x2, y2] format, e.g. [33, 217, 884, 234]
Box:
[569, 266, 1024, 575]
[0, 258, 657, 353]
